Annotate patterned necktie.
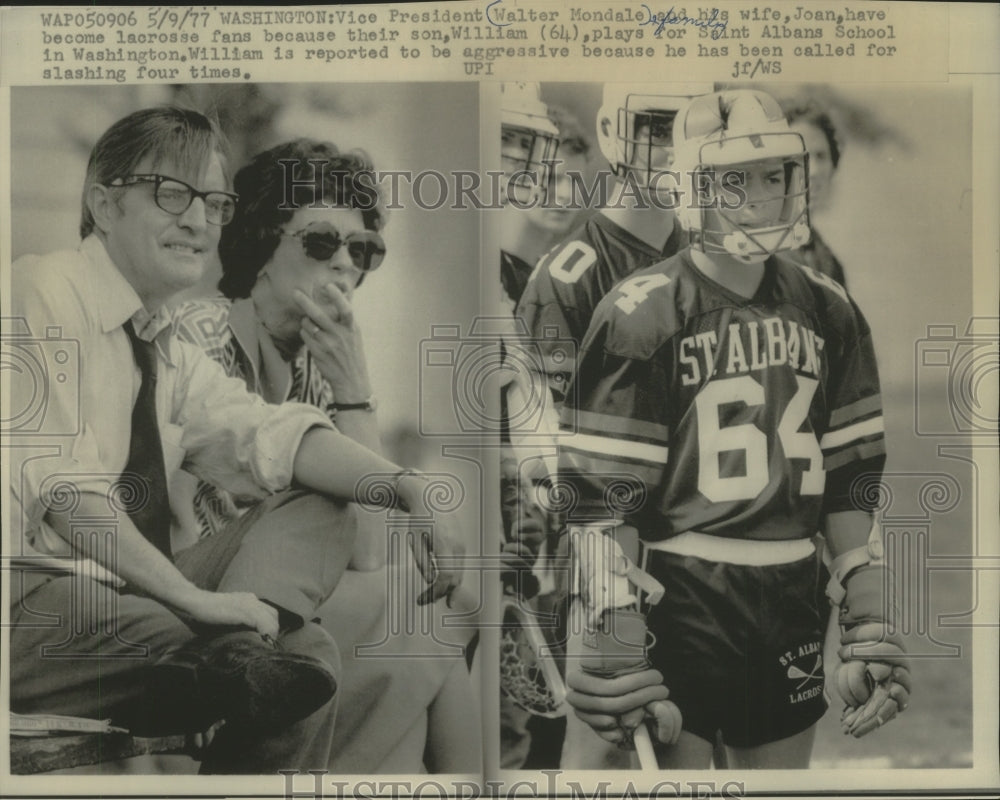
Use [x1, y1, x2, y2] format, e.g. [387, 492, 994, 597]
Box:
[122, 320, 171, 557]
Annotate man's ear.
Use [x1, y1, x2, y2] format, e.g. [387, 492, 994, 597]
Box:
[86, 183, 120, 234]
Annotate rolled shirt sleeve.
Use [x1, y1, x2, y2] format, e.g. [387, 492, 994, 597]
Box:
[169, 335, 334, 499]
[8, 237, 337, 567]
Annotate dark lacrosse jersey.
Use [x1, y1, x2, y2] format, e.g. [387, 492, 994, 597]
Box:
[501, 249, 535, 307]
[789, 227, 847, 289]
[515, 212, 687, 375]
[558, 247, 885, 542]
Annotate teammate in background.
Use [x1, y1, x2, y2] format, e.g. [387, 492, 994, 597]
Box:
[500, 82, 593, 309]
[498, 83, 594, 769]
[500, 81, 562, 310]
[515, 83, 713, 397]
[559, 90, 910, 768]
[507, 84, 709, 769]
[782, 98, 849, 287]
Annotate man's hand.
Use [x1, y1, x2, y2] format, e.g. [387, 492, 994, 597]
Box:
[399, 473, 466, 606]
[295, 286, 373, 403]
[565, 667, 670, 745]
[177, 588, 280, 639]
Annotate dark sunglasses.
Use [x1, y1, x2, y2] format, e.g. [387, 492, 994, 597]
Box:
[108, 174, 239, 226]
[281, 222, 386, 273]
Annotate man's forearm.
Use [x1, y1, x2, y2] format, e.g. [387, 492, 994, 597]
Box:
[44, 490, 202, 613]
[823, 510, 876, 559]
[293, 427, 412, 507]
[331, 409, 388, 570]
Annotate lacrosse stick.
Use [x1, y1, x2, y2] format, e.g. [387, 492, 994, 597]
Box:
[569, 522, 674, 770]
[500, 591, 568, 718]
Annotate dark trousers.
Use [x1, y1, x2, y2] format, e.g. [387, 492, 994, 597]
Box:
[10, 490, 358, 774]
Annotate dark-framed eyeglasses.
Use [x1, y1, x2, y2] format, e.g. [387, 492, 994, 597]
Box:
[108, 174, 239, 226]
[280, 221, 386, 274]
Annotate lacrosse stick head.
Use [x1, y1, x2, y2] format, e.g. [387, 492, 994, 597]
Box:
[500, 594, 568, 718]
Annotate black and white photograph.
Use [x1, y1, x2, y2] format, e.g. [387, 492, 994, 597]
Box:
[1, 2, 997, 799]
[497, 80, 982, 778]
[5, 81, 484, 779]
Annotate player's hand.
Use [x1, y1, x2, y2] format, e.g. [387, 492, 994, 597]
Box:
[178, 589, 280, 639]
[565, 667, 670, 744]
[295, 286, 373, 403]
[399, 474, 466, 606]
[834, 565, 912, 737]
[185, 720, 226, 760]
[644, 699, 683, 746]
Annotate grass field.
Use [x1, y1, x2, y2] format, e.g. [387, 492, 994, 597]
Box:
[812, 387, 980, 770]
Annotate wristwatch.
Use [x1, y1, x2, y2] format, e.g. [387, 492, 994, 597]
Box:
[330, 395, 377, 413]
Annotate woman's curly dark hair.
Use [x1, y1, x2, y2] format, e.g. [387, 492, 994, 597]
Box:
[218, 138, 386, 299]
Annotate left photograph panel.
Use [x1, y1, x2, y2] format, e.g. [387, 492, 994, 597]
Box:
[4, 83, 485, 778]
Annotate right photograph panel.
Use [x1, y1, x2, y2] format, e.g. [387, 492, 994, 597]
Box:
[496, 81, 974, 774]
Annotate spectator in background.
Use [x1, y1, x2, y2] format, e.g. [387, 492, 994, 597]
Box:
[782, 99, 849, 288]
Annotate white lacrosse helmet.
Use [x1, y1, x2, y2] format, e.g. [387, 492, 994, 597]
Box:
[673, 90, 811, 261]
[501, 82, 560, 203]
[597, 83, 713, 191]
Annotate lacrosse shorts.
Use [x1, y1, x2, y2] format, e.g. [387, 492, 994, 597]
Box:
[644, 547, 829, 748]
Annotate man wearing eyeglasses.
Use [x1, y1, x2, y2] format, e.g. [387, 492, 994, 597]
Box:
[7, 108, 465, 774]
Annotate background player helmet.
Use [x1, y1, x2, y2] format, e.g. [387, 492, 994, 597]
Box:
[596, 83, 713, 191]
[501, 82, 560, 203]
[673, 90, 811, 261]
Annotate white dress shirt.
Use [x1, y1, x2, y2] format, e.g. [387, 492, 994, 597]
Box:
[7, 235, 334, 578]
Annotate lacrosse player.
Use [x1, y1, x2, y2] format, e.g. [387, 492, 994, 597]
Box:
[558, 89, 910, 768]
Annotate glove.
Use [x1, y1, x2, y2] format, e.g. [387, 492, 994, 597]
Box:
[832, 561, 912, 737]
[567, 524, 678, 748]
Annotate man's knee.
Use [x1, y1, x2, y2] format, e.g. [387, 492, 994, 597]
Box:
[281, 621, 342, 678]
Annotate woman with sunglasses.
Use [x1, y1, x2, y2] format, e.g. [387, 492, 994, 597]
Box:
[171, 138, 480, 773]
[172, 140, 386, 564]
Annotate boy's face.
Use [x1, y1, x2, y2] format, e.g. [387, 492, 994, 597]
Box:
[726, 160, 789, 229]
[529, 149, 589, 234]
[699, 156, 806, 262]
[501, 124, 555, 205]
[252, 205, 368, 349]
[102, 153, 226, 308]
[628, 112, 675, 182]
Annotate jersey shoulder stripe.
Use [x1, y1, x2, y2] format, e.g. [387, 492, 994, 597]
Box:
[568, 408, 670, 447]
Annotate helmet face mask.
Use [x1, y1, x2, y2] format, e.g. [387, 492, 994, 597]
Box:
[613, 104, 678, 188]
[694, 148, 810, 262]
[597, 84, 713, 195]
[501, 83, 560, 205]
[673, 91, 812, 262]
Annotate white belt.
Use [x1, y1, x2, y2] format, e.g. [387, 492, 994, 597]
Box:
[645, 532, 815, 566]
